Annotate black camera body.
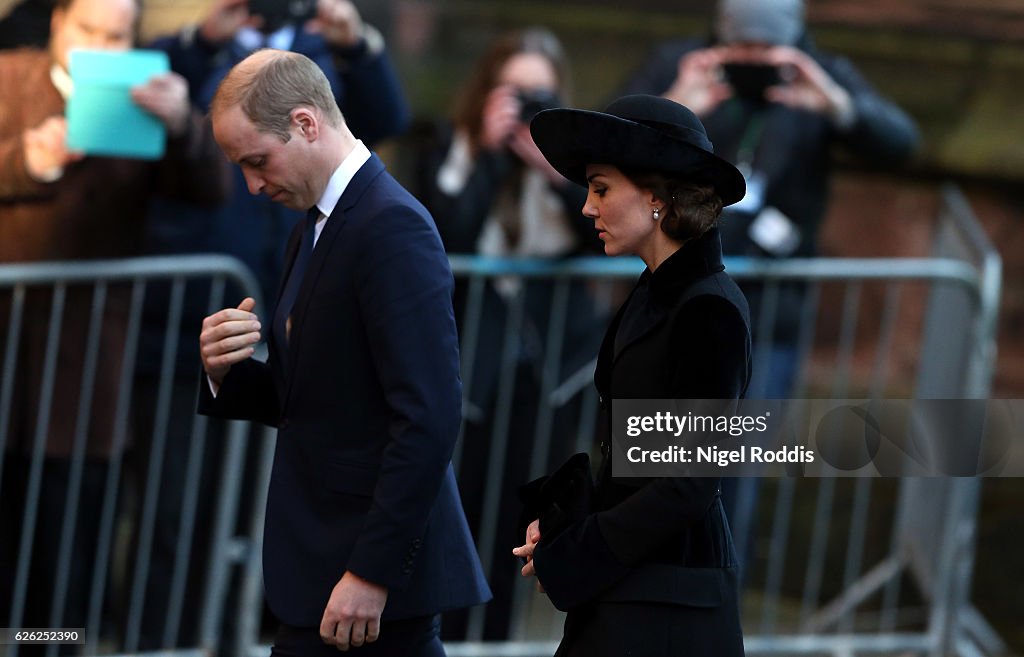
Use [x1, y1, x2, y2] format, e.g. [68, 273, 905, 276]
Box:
[517, 89, 561, 124]
[248, 0, 317, 33]
[723, 63, 782, 101]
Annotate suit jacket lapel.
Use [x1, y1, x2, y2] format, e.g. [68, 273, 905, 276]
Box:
[270, 220, 306, 394]
[280, 154, 387, 401]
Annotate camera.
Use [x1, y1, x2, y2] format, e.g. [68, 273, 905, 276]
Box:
[722, 63, 782, 101]
[248, 0, 317, 33]
[517, 89, 560, 124]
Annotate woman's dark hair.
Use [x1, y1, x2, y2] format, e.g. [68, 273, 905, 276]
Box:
[451, 27, 569, 155]
[620, 168, 724, 242]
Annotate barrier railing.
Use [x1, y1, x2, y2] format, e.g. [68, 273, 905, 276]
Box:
[0, 255, 264, 657]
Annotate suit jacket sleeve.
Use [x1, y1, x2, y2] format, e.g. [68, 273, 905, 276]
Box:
[343, 200, 463, 591]
[534, 294, 751, 610]
[196, 357, 280, 427]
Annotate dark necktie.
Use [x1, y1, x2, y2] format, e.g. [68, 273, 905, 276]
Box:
[273, 206, 319, 357]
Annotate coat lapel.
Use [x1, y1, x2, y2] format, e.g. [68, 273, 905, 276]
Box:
[594, 228, 727, 396]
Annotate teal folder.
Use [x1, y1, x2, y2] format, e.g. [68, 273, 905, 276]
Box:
[66, 49, 170, 160]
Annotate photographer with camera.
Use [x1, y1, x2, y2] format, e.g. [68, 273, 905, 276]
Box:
[412, 27, 606, 641]
[617, 0, 919, 584]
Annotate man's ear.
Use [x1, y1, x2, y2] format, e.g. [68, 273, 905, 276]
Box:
[291, 108, 319, 142]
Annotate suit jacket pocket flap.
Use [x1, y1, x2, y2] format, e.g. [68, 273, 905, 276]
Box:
[598, 563, 725, 608]
[323, 460, 379, 496]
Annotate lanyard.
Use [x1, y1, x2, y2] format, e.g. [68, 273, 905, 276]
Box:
[733, 108, 769, 180]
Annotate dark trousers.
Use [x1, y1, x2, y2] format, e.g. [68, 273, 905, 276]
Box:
[271, 616, 444, 657]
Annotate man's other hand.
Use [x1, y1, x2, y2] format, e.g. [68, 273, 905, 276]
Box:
[320, 571, 388, 651]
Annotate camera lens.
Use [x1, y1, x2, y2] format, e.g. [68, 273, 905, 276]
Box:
[517, 89, 560, 123]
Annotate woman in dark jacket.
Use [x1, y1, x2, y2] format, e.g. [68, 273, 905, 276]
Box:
[514, 95, 752, 656]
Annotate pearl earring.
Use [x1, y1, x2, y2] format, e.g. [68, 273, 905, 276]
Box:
[652, 208, 661, 221]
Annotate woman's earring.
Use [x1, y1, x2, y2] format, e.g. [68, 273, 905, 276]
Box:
[652, 208, 661, 221]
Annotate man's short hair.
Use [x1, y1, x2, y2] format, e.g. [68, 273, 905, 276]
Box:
[212, 49, 344, 141]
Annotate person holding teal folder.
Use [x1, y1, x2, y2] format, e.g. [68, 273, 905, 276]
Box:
[0, 0, 230, 646]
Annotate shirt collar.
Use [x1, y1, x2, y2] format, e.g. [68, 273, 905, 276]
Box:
[50, 64, 73, 102]
[313, 139, 371, 219]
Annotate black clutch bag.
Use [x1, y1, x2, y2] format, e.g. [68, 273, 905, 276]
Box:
[517, 452, 595, 549]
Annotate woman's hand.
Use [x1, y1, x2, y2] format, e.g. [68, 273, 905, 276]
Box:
[512, 519, 545, 592]
[507, 123, 567, 187]
[479, 84, 520, 152]
[664, 46, 733, 117]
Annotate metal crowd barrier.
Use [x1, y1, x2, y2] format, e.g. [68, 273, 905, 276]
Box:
[0, 255, 266, 657]
[0, 186, 1004, 657]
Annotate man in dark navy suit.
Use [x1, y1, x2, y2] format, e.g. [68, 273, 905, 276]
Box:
[198, 49, 490, 656]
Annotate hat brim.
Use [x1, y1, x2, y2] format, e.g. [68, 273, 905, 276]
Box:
[530, 108, 746, 207]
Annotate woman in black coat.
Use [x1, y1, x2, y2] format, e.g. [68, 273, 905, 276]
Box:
[513, 95, 752, 656]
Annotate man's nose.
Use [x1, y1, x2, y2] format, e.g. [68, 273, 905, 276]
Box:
[243, 172, 264, 196]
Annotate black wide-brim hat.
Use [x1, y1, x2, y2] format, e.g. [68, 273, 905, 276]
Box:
[530, 94, 746, 206]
